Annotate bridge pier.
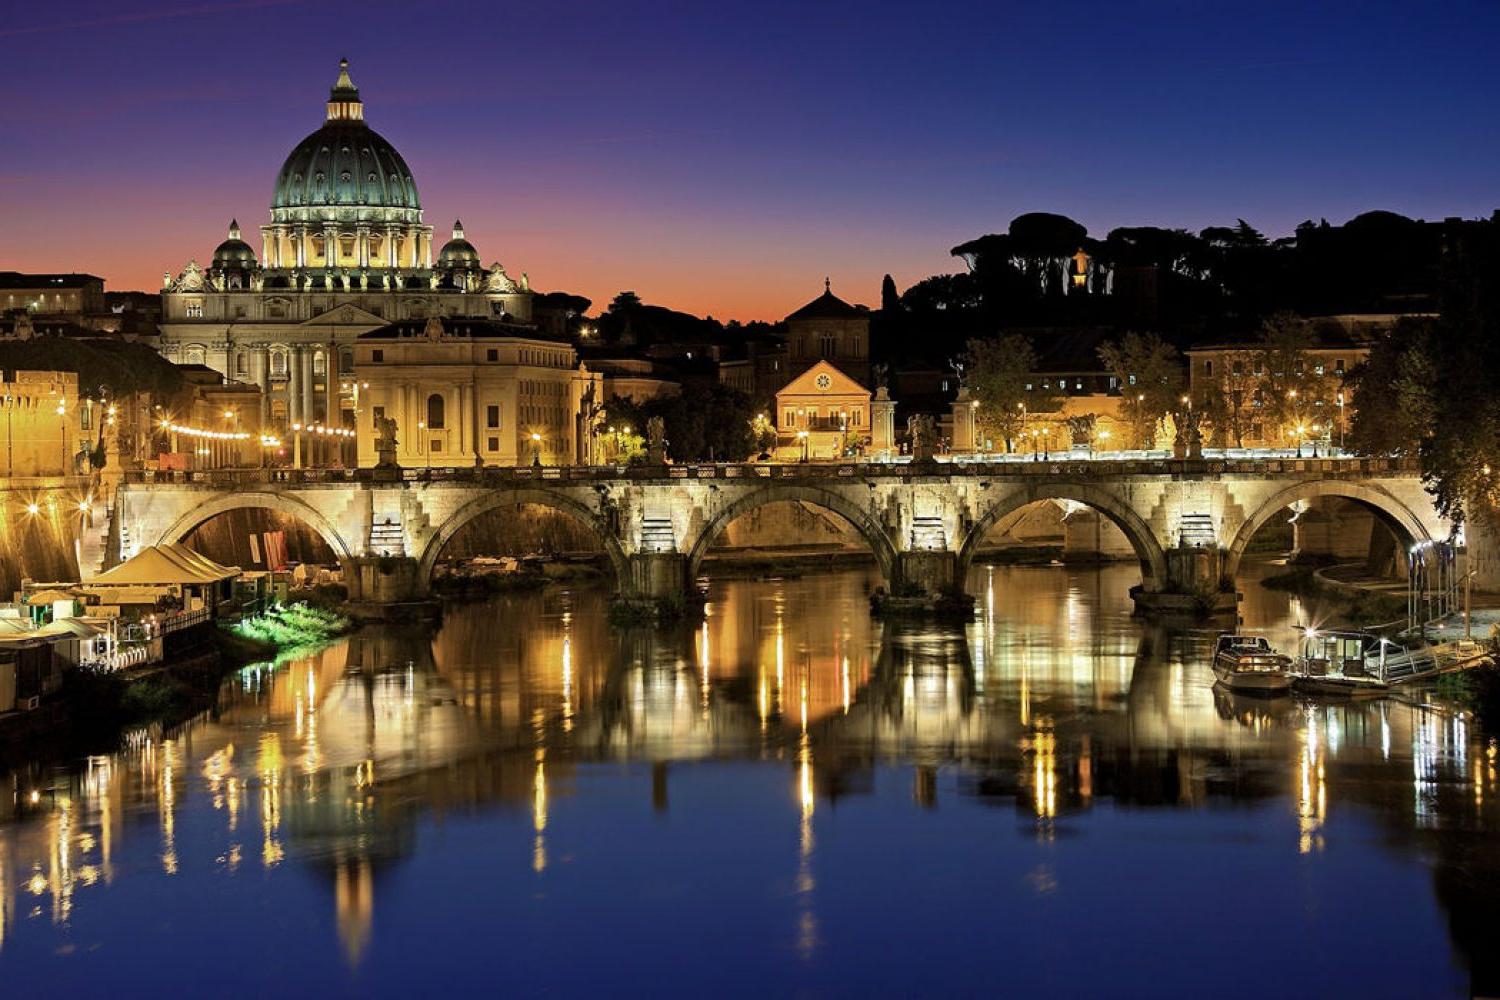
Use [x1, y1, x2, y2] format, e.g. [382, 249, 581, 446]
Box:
[342, 555, 439, 622]
[1131, 546, 1237, 619]
[895, 550, 960, 595]
[612, 552, 702, 621]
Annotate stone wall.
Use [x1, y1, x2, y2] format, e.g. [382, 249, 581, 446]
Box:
[0, 507, 79, 597]
[712, 500, 863, 551]
[181, 507, 336, 569]
[433, 503, 604, 560]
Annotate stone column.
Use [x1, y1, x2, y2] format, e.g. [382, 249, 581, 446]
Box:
[325, 343, 340, 429]
[386, 227, 399, 268]
[324, 224, 339, 270]
[288, 345, 304, 426]
[293, 226, 306, 269]
[250, 345, 270, 427]
[950, 387, 976, 453]
[871, 387, 896, 460]
[300, 347, 316, 425]
[356, 225, 370, 269]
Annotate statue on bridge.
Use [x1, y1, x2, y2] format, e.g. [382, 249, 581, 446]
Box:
[646, 415, 669, 465]
[907, 413, 937, 464]
[1173, 405, 1204, 460]
[375, 415, 400, 469]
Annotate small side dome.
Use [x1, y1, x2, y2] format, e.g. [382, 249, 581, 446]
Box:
[437, 219, 480, 268]
[212, 219, 258, 269]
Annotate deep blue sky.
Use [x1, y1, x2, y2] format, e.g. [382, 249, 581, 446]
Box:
[2, 0, 1496, 318]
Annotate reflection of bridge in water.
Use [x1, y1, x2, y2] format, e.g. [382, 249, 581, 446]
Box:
[100, 457, 1451, 613]
[1, 601, 1496, 976]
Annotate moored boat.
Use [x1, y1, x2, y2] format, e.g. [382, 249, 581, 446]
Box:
[1211, 633, 1293, 696]
[1290, 628, 1389, 698]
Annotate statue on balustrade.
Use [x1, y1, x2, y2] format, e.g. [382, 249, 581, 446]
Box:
[375, 415, 400, 469]
[907, 413, 937, 464]
[646, 415, 669, 465]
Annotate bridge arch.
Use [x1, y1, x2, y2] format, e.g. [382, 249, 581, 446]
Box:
[157, 491, 356, 562]
[957, 481, 1168, 589]
[685, 483, 898, 583]
[1222, 479, 1435, 583]
[415, 487, 630, 593]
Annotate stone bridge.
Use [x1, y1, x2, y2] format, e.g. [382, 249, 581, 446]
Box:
[100, 457, 1450, 614]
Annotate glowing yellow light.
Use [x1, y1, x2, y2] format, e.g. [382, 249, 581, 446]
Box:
[25, 503, 39, 515]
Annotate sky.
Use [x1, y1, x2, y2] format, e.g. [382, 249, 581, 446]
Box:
[2, 0, 1497, 320]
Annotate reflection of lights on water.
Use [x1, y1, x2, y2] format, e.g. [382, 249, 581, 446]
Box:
[532, 752, 548, 874]
[258, 732, 284, 868]
[1298, 709, 1326, 854]
[561, 637, 573, 729]
[1030, 731, 1057, 823]
[698, 608, 711, 709]
[841, 655, 850, 714]
[1380, 704, 1392, 761]
[159, 740, 179, 875]
[795, 737, 817, 958]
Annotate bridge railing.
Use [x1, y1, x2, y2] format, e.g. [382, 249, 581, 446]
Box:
[118, 455, 1420, 488]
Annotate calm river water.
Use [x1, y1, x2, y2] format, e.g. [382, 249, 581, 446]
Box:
[0, 562, 1496, 996]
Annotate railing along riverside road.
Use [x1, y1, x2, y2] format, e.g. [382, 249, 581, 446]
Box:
[119, 455, 1421, 488]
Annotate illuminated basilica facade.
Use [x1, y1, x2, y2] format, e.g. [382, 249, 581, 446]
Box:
[158, 60, 534, 429]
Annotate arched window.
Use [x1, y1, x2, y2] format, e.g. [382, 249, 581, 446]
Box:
[427, 393, 446, 429]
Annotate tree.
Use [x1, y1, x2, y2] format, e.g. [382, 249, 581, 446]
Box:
[964, 335, 1057, 452]
[608, 291, 642, 314]
[1249, 313, 1339, 448]
[880, 274, 901, 314]
[1097, 332, 1184, 448]
[1346, 318, 1436, 457]
[607, 384, 759, 464]
[1413, 220, 1500, 527]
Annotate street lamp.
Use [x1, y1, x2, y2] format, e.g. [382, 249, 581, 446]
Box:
[1096, 427, 1110, 458]
[531, 431, 543, 467]
[797, 428, 809, 463]
[1336, 390, 1345, 455]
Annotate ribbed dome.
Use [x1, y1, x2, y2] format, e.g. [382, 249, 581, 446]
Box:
[269, 60, 421, 224]
[271, 123, 420, 214]
[212, 220, 257, 269]
[437, 220, 479, 268]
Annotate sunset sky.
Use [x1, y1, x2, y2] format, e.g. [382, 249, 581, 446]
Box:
[3, 0, 1497, 320]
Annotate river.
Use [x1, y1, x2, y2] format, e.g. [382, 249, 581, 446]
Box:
[0, 562, 1495, 996]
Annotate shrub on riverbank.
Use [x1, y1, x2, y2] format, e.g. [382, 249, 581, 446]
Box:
[230, 602, 353, 648]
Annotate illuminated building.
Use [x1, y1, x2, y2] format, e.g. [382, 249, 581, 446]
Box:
[353, 317, 603, 468]
[158, 60, 534, 432]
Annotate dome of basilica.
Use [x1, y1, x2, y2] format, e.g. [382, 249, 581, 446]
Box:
[211, 220, 257, 269]
[269, 60, 421, 225]
[437, 220, 480, 268]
